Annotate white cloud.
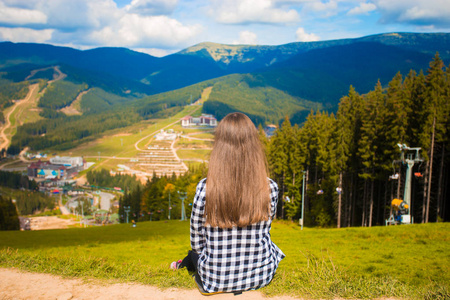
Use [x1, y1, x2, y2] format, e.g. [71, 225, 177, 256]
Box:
[374, 0, 450, 26]
[133, 47, 176, 57]
[0, 0, 202, 50]
[0, 27, 53, 43]
[0, 0, 121, 31]
[295, 27, 319, 41]
[90, 14, 203, 48]
[304, 0, 338, 16]
[212, 0, 299, 24]
[125, 0, 178, 15]
[41, 0, 120, 31]
[0, 2, 47, 25]
[232, 30, 258, 44]
[348, 2, 377, 16]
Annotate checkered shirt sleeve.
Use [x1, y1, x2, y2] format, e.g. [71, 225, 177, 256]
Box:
[190, 178, 207, 254]
[190, 178, 285, 293]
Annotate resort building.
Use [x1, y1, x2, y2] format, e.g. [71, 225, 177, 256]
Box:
[27, 156, 85, 179]
[181, 114, 218, 128]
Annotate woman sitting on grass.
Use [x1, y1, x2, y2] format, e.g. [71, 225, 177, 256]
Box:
[171, 112, 285, 294]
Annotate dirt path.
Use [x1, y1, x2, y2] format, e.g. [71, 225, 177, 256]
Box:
[1, 65, 67, 152]
[0, 84, 39, 151]
[26, 216, 77, 230]
[0, 268, 298, 300]
[171, 139, 188, 172]
[26, 65, 66, 83]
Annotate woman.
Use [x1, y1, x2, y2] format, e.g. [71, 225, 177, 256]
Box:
[171, 112, 285, 294]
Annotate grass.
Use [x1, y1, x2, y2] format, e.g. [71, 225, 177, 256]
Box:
[60, 105, 201, 161]
[184, 132, 214, 139]
[177, 149, 210, 161]
[1, 221, 449, 299]
[176, 139, 213, 148]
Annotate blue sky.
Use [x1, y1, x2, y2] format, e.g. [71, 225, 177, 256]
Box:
[0, 0, 449, 57]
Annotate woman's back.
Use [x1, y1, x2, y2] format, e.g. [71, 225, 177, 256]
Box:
[191, 178, 284, 293]
[175, 112, 284, 294]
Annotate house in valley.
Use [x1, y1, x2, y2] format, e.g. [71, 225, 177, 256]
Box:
[181, 114, 218, 128]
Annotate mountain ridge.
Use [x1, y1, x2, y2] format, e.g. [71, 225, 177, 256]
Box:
[1, 32, 449, 123]
[179, 32, 450, 65]
[2, 32, 450, 152]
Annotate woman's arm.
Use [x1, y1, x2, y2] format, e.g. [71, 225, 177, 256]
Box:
[190, 179, 207, 254]
[269, 179, 279, 219]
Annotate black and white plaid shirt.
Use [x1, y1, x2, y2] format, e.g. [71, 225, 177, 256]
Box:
[190, 178, 285, 293]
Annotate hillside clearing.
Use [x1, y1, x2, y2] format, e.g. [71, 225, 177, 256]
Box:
[0, 84, 40, 150]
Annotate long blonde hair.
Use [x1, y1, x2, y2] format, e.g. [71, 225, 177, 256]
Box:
[206, 112, 270, 228]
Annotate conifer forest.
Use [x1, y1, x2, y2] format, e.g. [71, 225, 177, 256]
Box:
[265, 54, 450, 227]
[108, 54, 449, 227]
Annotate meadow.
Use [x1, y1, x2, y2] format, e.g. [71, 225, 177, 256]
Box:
[1, 221, 448, 299]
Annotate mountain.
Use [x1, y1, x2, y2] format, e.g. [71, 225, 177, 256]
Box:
[1, 32, 449, 149]
[258, 41, 434, 106]
[2, 32, 449, 96]
[179, 32, 450, 71]
[0, 42, 227, 95]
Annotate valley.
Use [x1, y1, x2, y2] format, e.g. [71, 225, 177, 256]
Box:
[0, 32, 449, 229]
[0, 79, 214, 185]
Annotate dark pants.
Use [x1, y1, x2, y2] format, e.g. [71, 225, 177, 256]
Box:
[179, 250, 243, 295]
[179, 250, 199, 273]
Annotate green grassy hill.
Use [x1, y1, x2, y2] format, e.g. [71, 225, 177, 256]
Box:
[1, 221, 448, 299]
[202, 74, 321, 125]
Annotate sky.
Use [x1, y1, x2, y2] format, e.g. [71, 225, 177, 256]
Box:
[0, 0, 449, 57]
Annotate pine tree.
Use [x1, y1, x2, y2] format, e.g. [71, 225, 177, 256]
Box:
[421, 53, 446, 223]
[358, 81, 385, 227]
[437, 63, 450, 221]
[285, 124, 304, 220]
[0, 196, 20, 231]
[268, 116, 294, 219]
[336, 86, 364, 226]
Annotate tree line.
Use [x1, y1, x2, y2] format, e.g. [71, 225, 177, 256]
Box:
[14, 191, 55, 216]
[38, 80, 88, 110]
[117, 165, 207, 223]
[265, 54, 449, 226]
[0, 170, 38, 191]
[8, 110, 138, 153]
[0, 170, 42, 230]
[87, 169, 142, 192]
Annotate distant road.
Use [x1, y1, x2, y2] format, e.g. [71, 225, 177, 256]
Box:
[134, 100, 205, 152]
[58, 196, 70, 215]
[99, 192, 115, 211]
[0, 84, 39, 151]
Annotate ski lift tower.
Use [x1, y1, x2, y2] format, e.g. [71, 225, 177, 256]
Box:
[178, 191, 187, 221]
[396, 144, 423, 224]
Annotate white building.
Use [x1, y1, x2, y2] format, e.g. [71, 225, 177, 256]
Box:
[181, 114, 218, 128]
[49, 156, 84, 167]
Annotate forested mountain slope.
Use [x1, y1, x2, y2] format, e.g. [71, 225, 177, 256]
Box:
[1, 32, 449, 97]
[1, 32, 450, 153]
